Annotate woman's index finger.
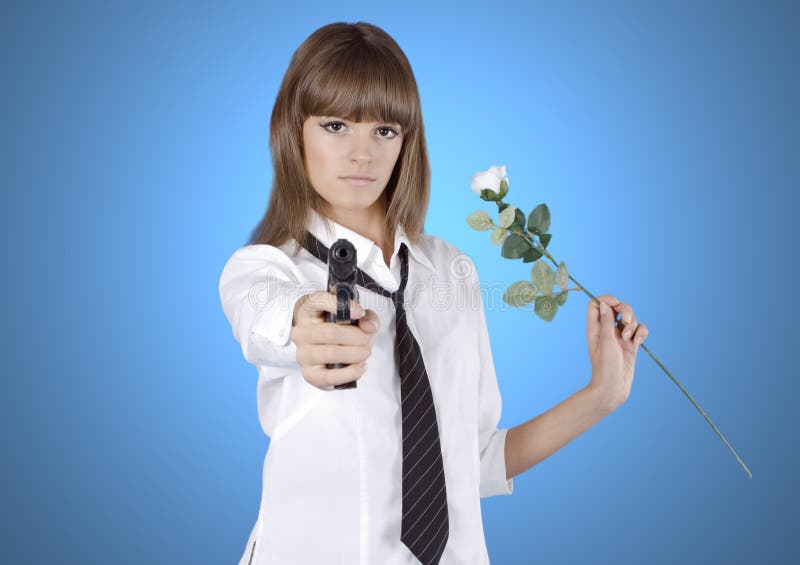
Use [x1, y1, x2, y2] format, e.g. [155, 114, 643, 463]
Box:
[294, 291, 363, 325]
[294, 291, 335, 325]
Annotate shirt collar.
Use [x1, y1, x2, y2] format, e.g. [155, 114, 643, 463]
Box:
[306, 208, 435, 273]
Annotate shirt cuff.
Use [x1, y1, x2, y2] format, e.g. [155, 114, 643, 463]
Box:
[249, 280, 306, 346]
[479, 427, 514, 498]
[244, 281, 306, 368]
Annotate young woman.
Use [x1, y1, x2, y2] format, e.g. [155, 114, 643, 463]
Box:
[219, 21, 649, 565]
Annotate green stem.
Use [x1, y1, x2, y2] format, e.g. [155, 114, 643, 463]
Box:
[501, 205, 752, 479]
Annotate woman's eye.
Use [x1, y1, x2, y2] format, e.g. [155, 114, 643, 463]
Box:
[321, 121, 399, 138]
[377, 126, 399, 139]
[321, 121, 345, 133]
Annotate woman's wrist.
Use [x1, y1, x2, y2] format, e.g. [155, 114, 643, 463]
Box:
[582, 383, 621, 415]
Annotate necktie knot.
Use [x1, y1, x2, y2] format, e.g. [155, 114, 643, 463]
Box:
[302, 232, 409, 304]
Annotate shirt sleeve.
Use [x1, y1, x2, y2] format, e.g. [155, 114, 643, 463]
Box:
[218, 244, 309, 372]
[472, 260, 515, 498]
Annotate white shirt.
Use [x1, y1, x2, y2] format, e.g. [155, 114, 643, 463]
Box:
[219, 209, 513, 565]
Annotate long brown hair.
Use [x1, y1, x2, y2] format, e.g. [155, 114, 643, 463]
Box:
[247, 21, 431, 255]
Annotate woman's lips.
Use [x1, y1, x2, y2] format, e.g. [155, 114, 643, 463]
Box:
[340, 176, 376, 186]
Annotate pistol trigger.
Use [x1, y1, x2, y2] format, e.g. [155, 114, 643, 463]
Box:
[336, 286, 350, 323]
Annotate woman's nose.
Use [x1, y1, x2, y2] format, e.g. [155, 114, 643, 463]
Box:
[348, 132, 373, 163]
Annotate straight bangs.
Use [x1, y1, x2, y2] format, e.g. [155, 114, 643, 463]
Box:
[299, 43, 418, 134]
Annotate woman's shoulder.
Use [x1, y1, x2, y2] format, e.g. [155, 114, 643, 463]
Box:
[415, 232, 464, 258]
[223, 242, 291, 263]
[414, 232, 478, 279]
[220, 241, 305, 280]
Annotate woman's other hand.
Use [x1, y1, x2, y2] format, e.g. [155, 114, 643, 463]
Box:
[586, 294, 650, 411]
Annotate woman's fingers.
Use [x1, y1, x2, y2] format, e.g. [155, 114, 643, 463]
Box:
[357, 309, 380, 333]
[292, 309, 379, 344]
[293, 290, 364, 326]
[290, 291, 379, 391]
[633, 322, 649, 345]
[296, 343, 371, 366]
[587, 294, 618, 340]
[296, 318, 374, 345]
[305, 361, 368, 389]
[588, 294, 642, 342]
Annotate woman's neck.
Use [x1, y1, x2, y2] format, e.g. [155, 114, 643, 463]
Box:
[321, 197, 394, 267]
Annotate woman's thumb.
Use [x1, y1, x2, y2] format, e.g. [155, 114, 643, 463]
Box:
[358, 309, 380, 333]
[599, 300, 615, 340]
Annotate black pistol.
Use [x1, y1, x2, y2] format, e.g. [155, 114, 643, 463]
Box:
[326, 238, 360, 390]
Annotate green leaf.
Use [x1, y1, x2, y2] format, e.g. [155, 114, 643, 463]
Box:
[531, 259, 555, 294]
[498, 206, 516, 228]
[503, 281, 538, 307]
[556, 290, 568, 306]
[497, 202, 510, 213]
[510, 207, 526, 231]
[540, 233, 552, 248]
[555, 261, 569, 289]
[522, 247, 543, 263]
[497, 178, 509, 199]
[527, 203, 551, 235]
[467, 210, 494, 231]
[490, 227, 508, 246]
[501, 234, 532, 259]
[534, 295, 558, 322]
[480, 188, 500, 201]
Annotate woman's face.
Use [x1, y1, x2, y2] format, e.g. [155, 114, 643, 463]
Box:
[302, 115, 404, 215]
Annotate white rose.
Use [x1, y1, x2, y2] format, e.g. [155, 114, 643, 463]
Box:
[470, 165, 508, 195]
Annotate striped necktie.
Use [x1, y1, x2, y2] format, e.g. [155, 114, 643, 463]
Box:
[302, 232, 450, 564]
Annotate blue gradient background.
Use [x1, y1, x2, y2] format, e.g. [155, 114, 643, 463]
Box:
[1, 1, 796, 563]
